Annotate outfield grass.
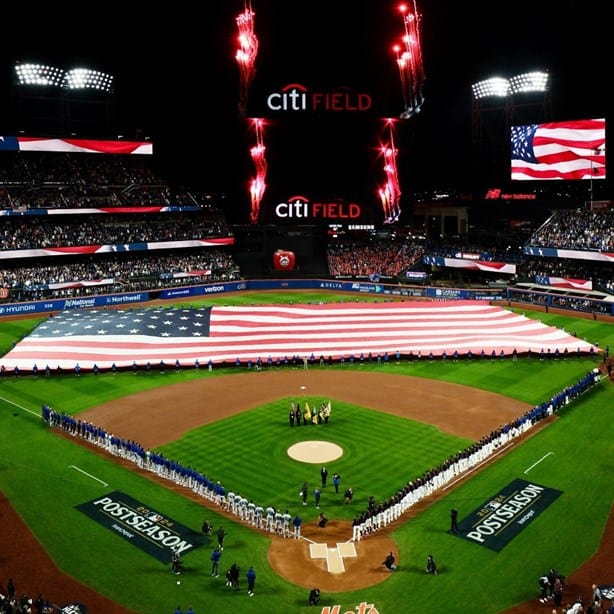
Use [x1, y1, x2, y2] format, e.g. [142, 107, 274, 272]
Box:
[0, 293, 613, 614]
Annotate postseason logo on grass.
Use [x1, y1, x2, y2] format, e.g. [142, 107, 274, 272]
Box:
[76, 491, 205, 563]
[455, 479, 563, 552]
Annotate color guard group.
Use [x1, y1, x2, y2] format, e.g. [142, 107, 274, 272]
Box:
[289, 400, 331, 426]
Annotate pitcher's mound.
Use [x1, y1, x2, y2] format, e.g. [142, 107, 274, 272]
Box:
[288, 440, 343, 463]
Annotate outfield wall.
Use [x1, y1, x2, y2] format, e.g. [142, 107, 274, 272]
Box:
[1, 278, 612, 319]
[0, 279, 503, 319]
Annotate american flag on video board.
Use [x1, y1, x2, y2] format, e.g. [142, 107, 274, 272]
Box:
[0, 301, 595, 371]
[511, 118, 605, 180]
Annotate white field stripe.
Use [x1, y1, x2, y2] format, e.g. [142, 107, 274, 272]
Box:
[524, 452, 554, 474]
[69, 465, 108, 486]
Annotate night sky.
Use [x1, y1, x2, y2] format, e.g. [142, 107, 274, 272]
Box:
[0, 1, 607, 223]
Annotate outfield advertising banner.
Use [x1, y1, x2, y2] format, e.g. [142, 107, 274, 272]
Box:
[76, 491, 205, 563]
[0, 279, 510, 320]
[456, 479, 563, 552]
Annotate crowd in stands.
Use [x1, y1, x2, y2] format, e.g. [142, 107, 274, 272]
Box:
[423, 240, 525, 264]
[506, 289, 613, 316]
[327, 236, 424, 279]
[0, 151, 236, 302]
[515, 256, 614, 295]
[0, 250, 240, 301]
[326, 213, 613, 295]
[528, 208, 613, 252]
[0, 152, 222, 211]
[0, 213, 231, 252]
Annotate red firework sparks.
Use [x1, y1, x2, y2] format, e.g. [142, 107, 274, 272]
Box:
[394, 1, 425, 119]
[377, 119, 402, 224]
[248, 118, 267, 223]
[235, 0, 259, 118]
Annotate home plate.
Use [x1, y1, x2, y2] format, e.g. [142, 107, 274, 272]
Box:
[309, 541, 357, 573]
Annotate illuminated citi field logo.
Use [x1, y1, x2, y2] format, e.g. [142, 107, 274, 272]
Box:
[266, 83, 373, 112]
[275, 196, 361, 220]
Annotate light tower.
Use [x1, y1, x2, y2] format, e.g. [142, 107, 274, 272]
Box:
[11, 61, 116, 136]
[471, 70, 551, 188]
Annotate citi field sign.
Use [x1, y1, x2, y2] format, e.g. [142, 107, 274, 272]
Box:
[275, 195, 362, 221]
[266, 83, 372, 113]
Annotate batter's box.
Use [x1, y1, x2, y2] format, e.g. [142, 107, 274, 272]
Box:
[309, 541, 357, 573]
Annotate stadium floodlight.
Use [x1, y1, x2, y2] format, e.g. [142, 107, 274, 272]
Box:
[14, 63, 64, 87]
[13, 62, 114, 94]
[509, 71, 549, 95]
[62, 68, 114, 93]
[471, 77, 510, 100]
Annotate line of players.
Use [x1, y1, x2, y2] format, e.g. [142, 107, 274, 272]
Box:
[220, 493, 304, 538]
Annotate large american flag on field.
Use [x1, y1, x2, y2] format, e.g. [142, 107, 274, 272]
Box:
[511, 118, 606, 180]
[0, 301, 596, 371]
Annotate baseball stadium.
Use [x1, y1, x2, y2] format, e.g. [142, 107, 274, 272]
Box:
[1, 3, 613, 614]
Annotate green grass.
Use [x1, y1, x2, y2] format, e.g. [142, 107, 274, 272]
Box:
[0, 294, 613, 614]
[160, 399, 468, 521]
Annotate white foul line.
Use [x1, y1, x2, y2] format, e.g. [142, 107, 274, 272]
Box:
[0, 396, 109, 486]
[69, 465, 108, 486]
[524, 452, 554, 474]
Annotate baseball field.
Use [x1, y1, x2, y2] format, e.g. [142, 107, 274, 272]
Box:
[0, 290, 613, 614]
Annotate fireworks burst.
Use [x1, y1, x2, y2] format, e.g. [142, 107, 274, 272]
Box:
[235, 0, 259, 118]
[377, 119, 402, 224]
[394, 1, 425, 119]
[248, 118, 267, 223]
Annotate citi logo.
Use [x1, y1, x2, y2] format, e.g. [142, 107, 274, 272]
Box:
[275, 195, 361, 219]
[267, 83, 372, 112]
